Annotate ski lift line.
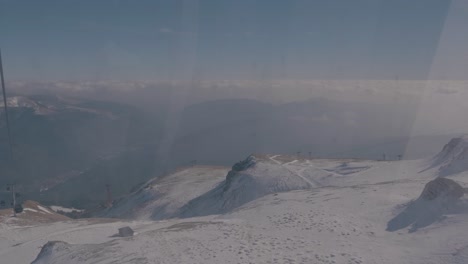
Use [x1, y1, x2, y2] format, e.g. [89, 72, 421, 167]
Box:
[0, 48, 14, 161]
[0, 48, 17, 217]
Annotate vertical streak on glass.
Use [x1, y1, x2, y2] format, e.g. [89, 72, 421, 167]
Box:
[0, 48, 13, 161]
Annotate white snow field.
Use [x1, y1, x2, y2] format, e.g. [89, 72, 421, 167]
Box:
[2, 137, 468, 264]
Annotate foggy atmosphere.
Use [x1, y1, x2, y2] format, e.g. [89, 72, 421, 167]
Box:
[1, 1, 468, 263]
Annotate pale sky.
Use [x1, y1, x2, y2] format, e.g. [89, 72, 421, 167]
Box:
[1, 0, 465, 81]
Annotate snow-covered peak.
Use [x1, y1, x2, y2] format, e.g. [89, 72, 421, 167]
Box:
[103, 155, 378, 220]
[432, 135, 468, 176]
[178, 155, 329, 218]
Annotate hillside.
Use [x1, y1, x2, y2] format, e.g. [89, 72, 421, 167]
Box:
[101, 166, 230, 220]
[102, 153, 406, 221]
[26, 142, 468, 263]
[26, 137, 459, 263]
[0, 94, 162, 209]
[167, 98, 422, 167]
[2, 136, 468, 263]
[0, 94, 455, 211]
[0, 200, 69, 226]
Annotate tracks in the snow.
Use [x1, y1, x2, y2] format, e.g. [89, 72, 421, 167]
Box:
[268, 155, 322, 188]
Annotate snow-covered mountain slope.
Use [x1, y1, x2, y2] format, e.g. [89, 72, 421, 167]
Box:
[178, 155, 373, 218]
[4, 137, 468, 264]
[101, 166, 230, 220]
[428, 135, 468, 176]
[103, 155, 382, 220]
[0, 218, 132, 263]
[177, 155, 321, 218]
[28, 161, 468, 264]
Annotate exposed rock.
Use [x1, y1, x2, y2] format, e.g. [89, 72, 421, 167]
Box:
[419, 177, 464, 201]
[118, 226, 134, 237]
[387, 177, 466, 232]
[31, 241, 70, 264]
[231, 155, 256, 172]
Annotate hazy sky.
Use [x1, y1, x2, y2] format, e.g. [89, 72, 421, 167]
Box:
[1, 0, 464, 81]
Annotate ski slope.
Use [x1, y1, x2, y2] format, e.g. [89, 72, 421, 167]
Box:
[101, 166, 230, 220]
[3, 137, 468, 264]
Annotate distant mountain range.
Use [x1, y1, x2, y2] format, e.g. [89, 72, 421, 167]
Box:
[0, 94, 458, 210]
[0, 94, 162, 209]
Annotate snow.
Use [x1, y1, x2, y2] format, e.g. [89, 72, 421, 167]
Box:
[101, 166, 230, 220]
[3, 138, 468, 263]
[0, 220, 137, 263]
[178, 156, 326, 218]
[425, 135, 468, 176]
[50, 206, 84, 213]
[37, 206, 53, 214]
[23, 208, 39, 213]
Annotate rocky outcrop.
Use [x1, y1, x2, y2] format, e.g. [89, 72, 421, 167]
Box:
[419, 177, 464, 201]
